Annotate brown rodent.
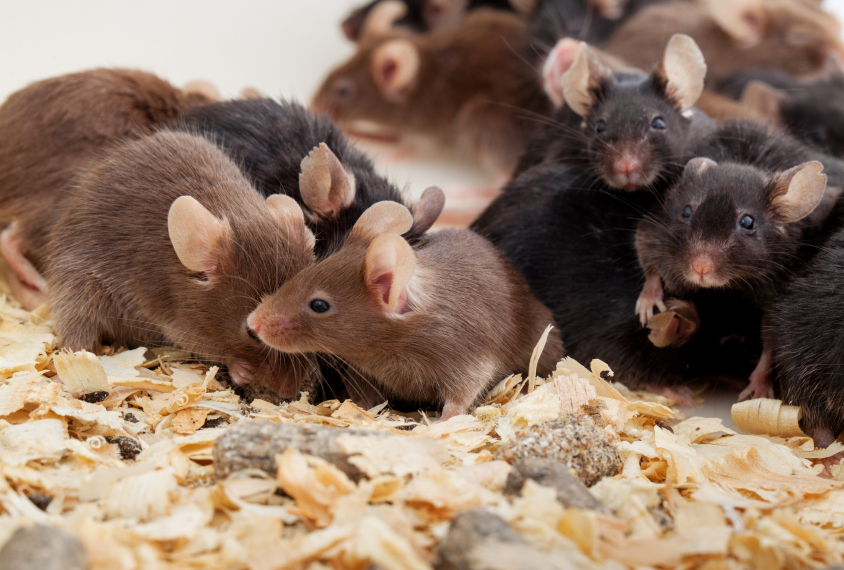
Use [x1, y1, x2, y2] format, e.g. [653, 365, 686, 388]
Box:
[634, 120, 844, 399]
[312, 9, 551, 175]
[0, 68, 212, 310]
[602, 0, 843, 86]
[247, 201, 563, 418]
[46, 130, 316, 399]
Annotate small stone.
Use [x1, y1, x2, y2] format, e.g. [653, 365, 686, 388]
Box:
[201, 417, 228, 429]
[494, 415, 621, 486]
[27, 493, 53, 511]
[78, 391, 108, 403]
[434, 510, 525, 570]
[105, 435, 142, 460]
[503, 458, 605, 512]
[0, 525, 89, 570]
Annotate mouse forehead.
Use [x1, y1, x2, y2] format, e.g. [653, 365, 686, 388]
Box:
[691, 164, 771, 212]
[277, 245, 366, 302]
[596, 83, 676, 126]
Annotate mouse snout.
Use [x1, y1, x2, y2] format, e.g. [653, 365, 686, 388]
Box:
[604, 142, 653, 190]
[685, 246, 730, 288]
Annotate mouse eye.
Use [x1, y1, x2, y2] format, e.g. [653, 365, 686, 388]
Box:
[309, 299, 331, 313]
[810, 131, 829, 148]
[596, 120, 607, 133]
[681, 205, 693, 219]
[651, 117, 666, 130]
[739, 214, 756, 232]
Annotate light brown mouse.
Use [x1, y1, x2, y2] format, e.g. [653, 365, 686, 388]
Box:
[0, 68, 213, 310]
[313, 9, 551, 175]
[46, 130, 316, 399]
[247, 201, 563, 419]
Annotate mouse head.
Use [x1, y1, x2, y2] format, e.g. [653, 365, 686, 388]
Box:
[342, 0, 478, 41]
[168, 193, 316, 399]
[647, 157, 827, 293]
[560, 34, 707, 191]
[247, 201, 420, 358]
[706, 0, 844, 77]
[741, 74, 844, 158]
[298, 143, 445, 251]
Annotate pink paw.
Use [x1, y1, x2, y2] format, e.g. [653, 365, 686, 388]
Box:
[738, 349, 773, 401]
[636, 273, 666, 327]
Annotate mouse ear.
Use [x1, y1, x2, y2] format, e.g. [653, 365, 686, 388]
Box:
[365, 233, 417, 314]
[168, 196, 231, 274]
[707, 0, 766, 46]
[683, 157, 718, 177]
[423, 0, 468, 29]
[740, 81, 785, 126]
[266, 194, 316, 250]
[299, 143, 356, 220]
[361, 0, 408, 38]
[542, 38, 583, 108]
[372, 39, 420, 102]
[560, 42, 614, 117]
[349, 201, 414, 242]
[655, 34, 706, 110]
[770, 161, 827, 222]
[410, 186, 445, 234]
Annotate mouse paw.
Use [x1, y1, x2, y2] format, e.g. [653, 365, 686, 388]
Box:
[739, 349, 773, 400]
[646, 384, 696, 408]
[635, 273, 666, 327]
[1, 224, 48, 311]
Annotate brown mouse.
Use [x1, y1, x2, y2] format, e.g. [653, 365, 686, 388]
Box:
[313, 9, 551, 175]
[247, 201, 563, 418]
[0, 68, 213, 310]
[46, 130, 316, 399]
[602, 0, 844, 86]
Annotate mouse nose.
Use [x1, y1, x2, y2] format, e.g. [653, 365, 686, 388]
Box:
[246, 314, 263, 337]
[614, 155, 641, 178]
[691, 255, 714, 277]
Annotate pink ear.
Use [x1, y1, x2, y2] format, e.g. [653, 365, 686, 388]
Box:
[365, 233, 416, 314]
[372, 39, 420, 101]
[542, 38, 583, 108]
[168, 196, 230, 274]
[708, 0, 766, 46]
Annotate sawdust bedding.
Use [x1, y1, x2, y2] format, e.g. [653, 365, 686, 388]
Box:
[1, 271, 844, 570]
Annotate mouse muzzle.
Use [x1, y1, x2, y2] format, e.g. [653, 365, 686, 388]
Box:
[603, 141, 656, 190]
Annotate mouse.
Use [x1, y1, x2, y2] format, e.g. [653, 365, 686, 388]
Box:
[602, 0, 844, 87]
[721, 68, 844, 160]
[472, 163, 762, 406]
[769, 225, 844, 449]
[515, 34, 713, 190]
[634, 120, 844, 400]
[341, 0, 525, 40]
[313, 9, 551, 176]
[46, 130, 317, 399]
[0, 68, 213, 311]
[176, 98, 445, 257]
[246, 200, 564, 419]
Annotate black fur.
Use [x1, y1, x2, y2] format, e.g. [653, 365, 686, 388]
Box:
[176, 98, 415, 257]
[472, 164, 759, 392]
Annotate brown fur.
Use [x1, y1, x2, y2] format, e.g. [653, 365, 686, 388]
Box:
[249, 225, 563, 416]
[0, 68, 212, 271]
[312, 9, 551, 175]
[46, 131, 315, 399]
[602, 0, 843, 86]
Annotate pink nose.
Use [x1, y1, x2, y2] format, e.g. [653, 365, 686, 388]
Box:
[614, 156, 641, 177]
[691, 256, 714, 277]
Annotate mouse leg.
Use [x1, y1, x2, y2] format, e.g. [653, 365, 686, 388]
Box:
[0, 224, 48, 310]
[738, 347, 774, 400]
[635, 273, 667, 326]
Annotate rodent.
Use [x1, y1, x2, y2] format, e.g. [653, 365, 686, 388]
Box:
[472, 164, 761, 406]
[634, 120, 844, 399]
[176, 98, 444, 257]
[515, 34, 713, 190]
[717, 67, 844, 159]
[0, 68, 213, 310]
[246, 201, 564, 419]
[341, 0, 522, 41]
[769, 226, 844, 448]
[601, 0, 844, 86]
[312, 9, 551, 176]
[46, 131, 317, 399]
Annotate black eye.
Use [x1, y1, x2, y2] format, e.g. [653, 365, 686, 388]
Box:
[651, 117, 666, 130]
[596, 120, 607, 133]
[309, 299, 330, 313]
[739, 214, 756, 231]
[682, 205, 693, 219]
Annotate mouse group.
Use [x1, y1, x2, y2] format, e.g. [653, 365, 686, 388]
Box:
[2, 0, 844, 442]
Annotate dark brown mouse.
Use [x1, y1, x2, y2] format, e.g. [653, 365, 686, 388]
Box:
[602, 0, 844, 86]
[247, 201, 563, 418]
[517, 34, 712, 189]
[635, 121, 843, 399]
[46, 131, 316, 399]
[0, 68, 213, 310]
[313, 9, 551, 175]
